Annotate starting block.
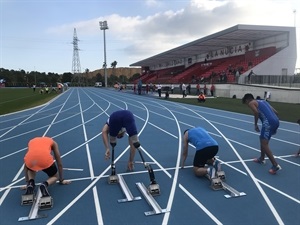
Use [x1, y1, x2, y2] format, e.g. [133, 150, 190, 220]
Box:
[148, 183, 160, 196]
[136, 182, 168, 216]
[18, 189, 48, 222]
[206, 170, 246, 198]
[222, 182, 246, 199]
[117, 175, 141, 203]
[216, 170, 226, 180]
[210, 177, 223, 190]
[39, 196, 53, 210]
[108, 174, 119, 184]
[21, 194, 34, 205]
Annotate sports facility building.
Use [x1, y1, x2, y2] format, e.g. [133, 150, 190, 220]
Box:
[130, 24, 297, 85]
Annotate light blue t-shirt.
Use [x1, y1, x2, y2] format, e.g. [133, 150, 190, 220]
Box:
[187, 127, 218, 151]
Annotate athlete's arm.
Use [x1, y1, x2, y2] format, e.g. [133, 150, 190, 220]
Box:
[248, 100, 260, 132]
[52, 141, 71, 185]
[181, 132, 189, 168]
[102, 124, 110, 160]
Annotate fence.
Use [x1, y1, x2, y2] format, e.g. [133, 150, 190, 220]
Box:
[250, 75, 300, 88]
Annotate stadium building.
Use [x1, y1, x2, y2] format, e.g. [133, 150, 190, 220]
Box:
[130, 24, 297, 85]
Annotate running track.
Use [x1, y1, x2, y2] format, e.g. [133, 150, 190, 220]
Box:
[0, 87, 299, 225]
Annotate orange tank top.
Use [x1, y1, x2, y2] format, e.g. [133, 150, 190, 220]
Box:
[24, 137, 54, 171]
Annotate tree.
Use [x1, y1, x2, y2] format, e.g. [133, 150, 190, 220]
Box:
[84, 68, 89, 86]
[111, 61, 117, 76]
[62, 72, 73, 83]
[111, 61, 117, 68]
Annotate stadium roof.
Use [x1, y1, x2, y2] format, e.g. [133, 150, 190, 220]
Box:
[130, 24, 292, 67]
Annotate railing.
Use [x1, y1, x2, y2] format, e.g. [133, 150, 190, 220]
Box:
[250, 75, 300, 88]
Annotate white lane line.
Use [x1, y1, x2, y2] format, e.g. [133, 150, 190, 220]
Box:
[47, 98, 151, 224]
[93, 187, 104, 225]
[78, 89, 101, 224]
[63, 168, 84, 171]
[158, 102, 182, 225]
[0, 90, 74, 205]
[179, 184, 222, 225]
[77, 89, 95, 179]
[176, 103, 284, 225]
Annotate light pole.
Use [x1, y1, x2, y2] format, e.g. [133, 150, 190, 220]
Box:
[99, 21, 108, 87]
[293, 9, 296, 27]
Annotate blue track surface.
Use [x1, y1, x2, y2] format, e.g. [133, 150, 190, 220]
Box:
[0, 87, 299, 225]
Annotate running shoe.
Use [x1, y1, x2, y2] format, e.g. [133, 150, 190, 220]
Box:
[269, 164, 282, 174]
[253, 157, 266, 164]
[25, 184, 34, 195]
[213, 160, 221, 172]
[40, 183, 50, 197]
[207, 166, 216, 179]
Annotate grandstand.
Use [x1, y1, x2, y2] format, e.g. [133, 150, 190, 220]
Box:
[130, 24, 297, 85]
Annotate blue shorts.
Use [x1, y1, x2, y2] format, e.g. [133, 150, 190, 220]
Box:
[260, 120, 279, 140]
[107, 110, 138, 137]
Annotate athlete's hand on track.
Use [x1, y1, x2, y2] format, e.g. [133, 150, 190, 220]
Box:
[60, 179, 71, 185]
[127, 161, 134, 171]
[105, 148, 110, 160]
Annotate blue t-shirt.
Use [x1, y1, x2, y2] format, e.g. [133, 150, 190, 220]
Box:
[257, 100, 279, 125]
[187, 127, 218, 151]
[257, 100, 279, 139]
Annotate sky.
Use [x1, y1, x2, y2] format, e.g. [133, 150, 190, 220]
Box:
[1, 0, 300, 74]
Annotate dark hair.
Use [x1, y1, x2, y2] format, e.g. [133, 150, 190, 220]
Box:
[183, 129, 189, 134]
[242, 93, 254, 104]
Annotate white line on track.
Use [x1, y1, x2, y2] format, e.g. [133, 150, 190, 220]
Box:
[1, 90, 74, 206]
[155, 102, 182, 225]
[174, 102, 285, 225]
[63, 168, 84, 171]
[179, 184, 222, 225]
[46, 98, 151, 225]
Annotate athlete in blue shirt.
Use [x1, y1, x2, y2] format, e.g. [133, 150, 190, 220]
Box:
[242, 93, 281, 174]
[181, 127, 220, 178]
[102, 110, 140, 171]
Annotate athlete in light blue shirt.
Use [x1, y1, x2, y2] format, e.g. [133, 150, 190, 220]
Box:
[181, 127, 219, 178]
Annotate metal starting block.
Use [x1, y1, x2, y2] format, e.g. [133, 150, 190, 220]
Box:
[117, 175, 141, 203]
[18, 189, 48, 222]
[148, 183, 160, 196]
[136, 182, 168, 216]
[206, 171, 246, 198]
[210, 177, 223, 190]
[222, 182, 246, 199]
[39, 196, 53, 210]
[21, 194, 34, 205]
[216, 171, 226, 180]
[108, 175, 119, 184]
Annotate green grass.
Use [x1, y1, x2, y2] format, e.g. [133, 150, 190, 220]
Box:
[0, 88, 59, 115]
[0, 88, 299, 123]
[166, 97, 300, 123]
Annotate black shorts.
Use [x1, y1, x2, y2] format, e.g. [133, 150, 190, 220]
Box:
[26, 163, 58, 177]
[193, 146, 218, 167]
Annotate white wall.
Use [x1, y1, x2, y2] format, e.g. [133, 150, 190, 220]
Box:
[215, 84, 300, 104]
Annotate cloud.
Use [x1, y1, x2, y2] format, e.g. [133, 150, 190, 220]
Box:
[46, 0, 299, 67]
[145, 0, 162, 7]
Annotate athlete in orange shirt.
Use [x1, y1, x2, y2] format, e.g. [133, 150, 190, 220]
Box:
[23, 137, 71, 196]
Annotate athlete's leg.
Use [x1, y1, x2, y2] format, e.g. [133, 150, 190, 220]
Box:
[260, 138, 277, 166]
[193, 166, 209, 177]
